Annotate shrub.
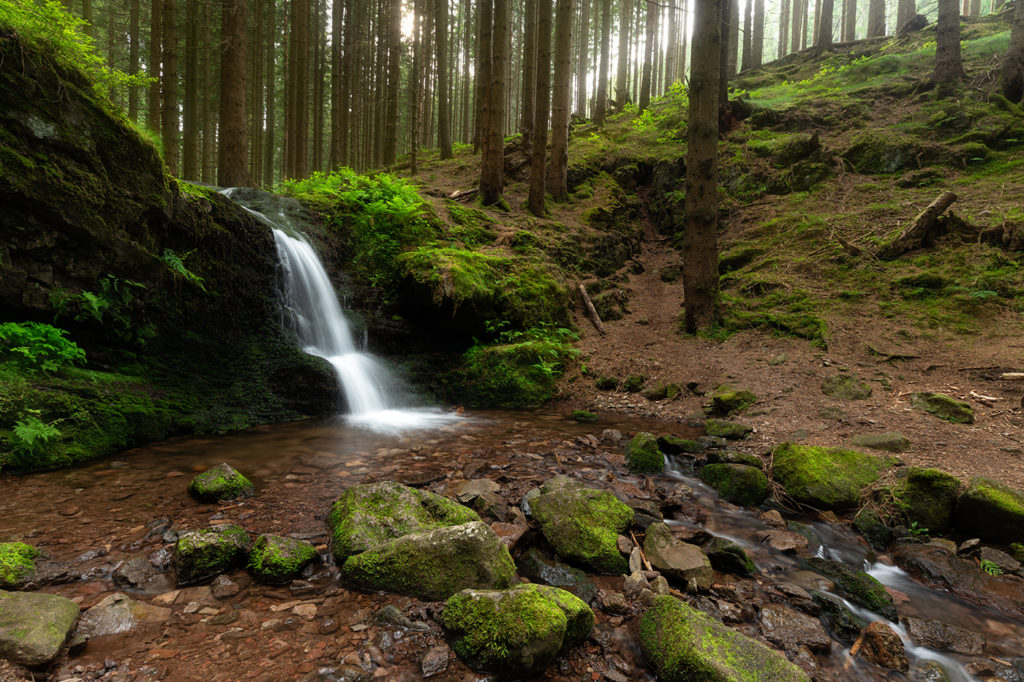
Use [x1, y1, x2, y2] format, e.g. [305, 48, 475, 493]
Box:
[0, 322, 85, 372]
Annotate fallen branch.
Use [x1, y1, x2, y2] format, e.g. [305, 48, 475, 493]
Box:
[630, 531, 653, 571]
[578, 284, 607, 336]
[1001, 373, 1024, 381]
[449, 187, 479, 202]
[969, 390, 1001, 403]
[876, 190, 958, 259]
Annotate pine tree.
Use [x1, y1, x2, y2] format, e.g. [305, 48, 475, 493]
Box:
[218, 0, 248, 186]
[1004, 0, 1024, 102]
[529, 0, 552, 214]
[548, 0, 573, 199]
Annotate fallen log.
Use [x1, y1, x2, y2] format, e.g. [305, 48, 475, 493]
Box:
[1001, 373, 1024, 381]
[579, 284, 607, 336]
[876, 190, 957, 259]
[449, 187, 479, 202]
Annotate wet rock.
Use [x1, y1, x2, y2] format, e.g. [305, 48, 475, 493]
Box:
[706, 450, 763, 468]
[643, 522, 713, 590]
[623, 571, 650, 599]
[758, 603, 831, 654]
[516, 548, 598, 604]
[452, 478, 500, 502]
[858, 621, 908, 672]
[440, 584, 594, 676]
[187, 463, 255, 502]
[209, 574, 241, 599]
[954, 477, 1024, 543]
[979, 546, 1021, 574]
[892, 467, 961, 533]
[0, 590, 79, 667]
[700, 463, 768, 506]
[650, 575, 671, 595]
[640, 595, 810, 681]
[903, 616, 985, 655]
[658, 436, 704, 455]
[703, 419, 753, 440]
[77, 592, 170, 637]
[490, 521, 528, 550]
[911, 660, 953, 681]
[303, 665, 370, 682]
[757, 530, 810, 554]
[625, 432, 663, 474]
[772, 442, 894, 510]
[0, 543, 39, 590]
[910, 392, 974, 424]
[174, 525, 251, 586]
[957, 538, 981, 555]
[420, 645, 449, 677]
[340, 521, 514, 601]
[821, 374, 872, 400]
[112, 555, 159, 589]
[811, 591, 869, 645]
[247, 534, 317, 584]
[598, 590, 630, 615]
[850, 432, 911, 453]
[327, 481, 481, 563]
[704, 538, 755, 576]
[758, 509, 786, 529]
[397, 469, 446, 487]
[530, 476, 633, 574]
[802, 557, 896, 620]
[853, 508, 897, 550]
[373, 605, 428, 631]
[698, 435, 730, 449]
[600, 429, 623, 445]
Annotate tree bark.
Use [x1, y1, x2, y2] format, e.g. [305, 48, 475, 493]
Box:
[934, 0, 965, 84]
[263, 0, 275, 184]
[719, 0, 731, 109]
[436, 0, 453, 158]
[480, 0, 507, 204]
[147, 0, 161, 133]
[161, 0, 178, 174]
[867, 0, 886, 37]
[843, 0, 856, 41]
[595, 0, 611, 122]
[218, 0, 247, 186]
[817, 0, 834, 50]
[382, 0, 402, 166]
[727, 0, 739, 76]
[183, 0, 198, 180]
[521, 0, 538, 145]
[640, 0, 657, 108]
[128, 0, 140, 121]
[742, 0, 752, 71]
[529, 0, 552, 214]
[778, 0, 790, 57]
[792, 0, 805, 55]
[752, 0, 764, 67]
[897, 0, 916, 31]
[684, 0, 721, 333]
[877, 191, 957, 258]
[575, 0, 589, 116]
[1003, 0, 1024, 102]
[548, 0, 573, 199]
[615, 0, 630, 105]
[410, 0, 423, 174]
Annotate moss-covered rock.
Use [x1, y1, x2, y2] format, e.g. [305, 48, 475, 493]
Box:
[954, 476, 1024, 543]
[594, 375, 619, 390]
[704, 537, 756, 576]
[821, 374, 872, 400]
[910, 392, 974, 424]
[530, 476, 633, 574]
[706, 450, 763, 468]
[853, 508, 897, 550]
[625, 432, 663, 473]
[844, 130, 933, 174]
[639, 595, 810, 682]
[0, 590, 80, 667]
[340, 521, 515, 601]
[849, 432, 911, 453]
[658, 435, 704, 455]
[188, 463, 255, 503]
[705, 386, 758, 416]
[623, 374, 647, 392]
[440, 583, 594, 675]
[700, 463, 769, 506]
[772, 442, 894, 510]
[247, 534, 317, 584]
[802, 557, 896, 620]
[570, 409, 599, 423]
[704, 419, 753, 440]
[327, 481, 480, 563]
[0, 542, 39, 590]
[174, 525, 251, 586]
[642, 383, 682, 401]
[893, 467, 961, 533]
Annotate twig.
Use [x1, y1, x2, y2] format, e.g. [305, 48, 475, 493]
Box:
[579, 284, 607, 336]
[630, 531, 653, 571]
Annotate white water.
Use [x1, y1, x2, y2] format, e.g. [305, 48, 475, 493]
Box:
[221, 188, 461, 433]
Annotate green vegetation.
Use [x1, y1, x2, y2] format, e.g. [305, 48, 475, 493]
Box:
[979, 559, 1004, 576]
[772, 442, 895, 510]
[247, 534, 317, 584]
[0, 322, 85, 372]
[0, 542, 40, 589]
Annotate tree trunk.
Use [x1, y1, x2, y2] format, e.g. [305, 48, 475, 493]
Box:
[615, 0, 630, 105]
[728, 0, 739, 76]
[897, 0, 915, 31]
[792, 0, 804, 54]
[752, 0, 764, 67]
[474, 0, 488, 152]
[219, 0, 248, 186]
[934, 0, 965, 84]
[330, 0, 345, 167]
[382, 0, 401, 166]
[436, 0, 453, 158]
[410, 0, 423, 174]
[684, 0, 721, 332]
[842, 0, 856, 41]
[548, 0, 572, 199]
[639, 0, 656, 107]
[161, 0, 178, 174]
[594, 0, 611, 122]
[1003, 0, 1024, 102]
[529, 0, 552, 214]
[817, 0, 834, 50]
[867, 0, 885, 37]
[719, 0, 731, 109]
[263, 0, 275, 184]
[575, 0, 589, 115]
[128, 0, 140, 121]
[480, 0, 507, 204]
[200, 0, 214, 182]
[521, 0, 538, 145]
[969, 0, 980, 15]
[183, 0, 198, 180]
[147, 0, 161, 133]
[741, 0, 752, 71]
[778, 0, 790, 57]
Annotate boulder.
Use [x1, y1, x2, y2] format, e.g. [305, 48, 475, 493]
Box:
[516, 548, 597, 604]
[757, 530, 810, 554]
[76, 592, 170, 637]
[327, 481, 480, 562]
[853, 508, 896, 550]
[639, 595, 810, 682]
[187, 463, 255, 502]
[771, 442, 893, 510]
[174, 525, 251, 586]
[706, 450, 763, 468]
[802, 557, 896, 620]
[112, 555, 160, 589]
[758, 603, 831, 654]
[821, 375, 872, 400]
[849, 432, 911, 453]
[625, 432, 663, 473]
[340, 521, 515, 601]
[858, 622, 908, 673]
[903, 616, 985, 655]
[910, 392, 974, 424]
[644, 523, 713, 590]
[811, 591, 870, 645]
[440, 584, 594, 675]
[893, 467, 960, 533]
[0, 590, 79, 667]
[704, 538, 755, 576]
[0, 543, 39, 590]
[530, 476, 633, 574]
[705, 386, 757, 416]
[954, 476, 1024, 543]
[700, 463, 768, 506]
[703, 419, 753, 440]
[247, 534, 317, 584]
[658, 435, 704, 455]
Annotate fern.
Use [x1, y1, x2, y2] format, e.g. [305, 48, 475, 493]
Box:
[979, 559, 1004, 576]
[0, 322, 85, 371]
[160, 249, 207, 291]
[6, 414, 63, 469]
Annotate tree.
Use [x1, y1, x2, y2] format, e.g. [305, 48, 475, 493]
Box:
[574, 0, 589, 116]
[594, 0, 610, 123]
[897, 0, 916, 31]
[548, 0, 573, 199]
[128, 0, 140, 121]
[742, 0, 752, 71]
[182, 0, 198, 180]
[867, 0, 886, 38]
[521, 0, 538, 146]
[436, 0, 453, 159]
[639, 0, 657, 108]
[218, 0, 248, 186]
[778, 0, 790, 58]
[934, 0, 965, 85]
[529, 0, 552, 214]
[479, 0, 507, 204]
[816, 0, 834, 51]
[147, 0, 161, 133]
[161, 0, 178, 174]
[752, 0, 764, 67]
[1002, 0, 1024, 102]
[719, 0, 731, 108]
[615, 0, 630, 105]
[684, 0, 722, 332]
[382, 0, 401, 166]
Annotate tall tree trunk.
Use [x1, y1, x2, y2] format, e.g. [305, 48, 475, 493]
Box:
[474, 0, 489, 152]
[83, 0, 94, 36]
[183, 0, 198, 179]
[1003, 0, 1024, 102]
[897, 0, 915, 30]
[801, 0, 808, 48]
[219, 0, 248, 186]
[842, 0, 856, 40]
[969, 0, 980, 15]
[934, 0, 965, 84]
[200, 0, 213, 182]
[436, 0, 453, 158]
[410, 0, 423, 174]
[639, 0, 656, 107]
[778, 0, 790, 57]
[575, 0, 589, 115]
[595, 0, 611, 121]
[161, 0, 179, 174]
[752, 0, 764, 67]
[330, 0, 345, 167]
[147, 0, 161, 133]
[529, 0, 552, 214]
[679, 0, 688, 76]
[312, 0, 324, 172]
[290, 0, 309, 178]
[128, 0, 140, 121]
[741, 0, 752, 70]
[666, 0, 679, 85]
[867, 0, 885, 36]
[264, 0, 276, 184]
[792, 0, 804, 53]
[382, 0, 401, 165]
[728, 0, 739, 75]
[480, 0, 507, 204]
[521, 0, 538, 146]
[817, 0, 834, 50]
[549, 0, 572, 198]
[719, 0, 731, 108]
[615, 0, 630, 105]
[684, 0, 721, 333]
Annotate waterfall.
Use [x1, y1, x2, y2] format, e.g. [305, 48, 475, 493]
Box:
[220, 187, 459, 433]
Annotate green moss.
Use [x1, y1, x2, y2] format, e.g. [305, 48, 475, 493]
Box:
[594, 375, 619, 390]
[704, 419, 753, 440]
[188, 463, 255, 503]
[625, 432, 663, 473]
[531, 480, 633, 574]
[803, 557, 896, 620]
[623, 374, 646, 392]
[706, 386, 757, 416]
[891, 467, 960, 533]
[821, 374, 873, 400]
[658, 435, 704, 454]
[0, 542, 40, 589]
[910, 392, 974, 424]
[570, 410, 599, 423]
[772, 442, 895, 509]
[247, 534, 317, 584]
[700, 464, 769, 506]
[954, 477, 1024, 543]
[174, 525, 251, 585]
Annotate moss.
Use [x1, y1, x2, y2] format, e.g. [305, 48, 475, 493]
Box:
[954, 476, 1024, 543]
[849, 432, 911, 452]
[174, 525, 251, 585]
[853, 508, 896, 550]
[891, 467, 960, 533]
[704, 419, 753, 440]
[821, 374, 873, 400]
[1010, 543, 1024, 563]
[700, 464, 769, 506]
[570, 410, 599, 423]
[0, 542, 40, 588]
[910, 392, 974, 424]
[706, 386, 757, 416]
[623, 374, 646, 392]
[625, 432, 663, 473]
[704, 538, 756, 576]
[188, 463, 255, 503]
[802, 557, 896, 620]
[594, 375, 619, 390]
[771, 442, 895, 510]
[658, 435, 704, 454]
[247, 534, 317, 584]
[643, 383, 681, 401]
[844, 130, 939, 174]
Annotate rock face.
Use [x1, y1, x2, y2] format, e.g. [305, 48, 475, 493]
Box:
[639, 595, 810, 682]
[772, 442, 893, 510]
[530, 476, 633, 574]
[77, 592, 170, 637]
[0, 590, 79, 667]
[440, 584, 594, 676]
[858, 622, 908, 672]
[327, 481, 480, 563]
[893, 467, 960, 533]
[0, 543, 39, 590]
[644, 523, 714, 590]
[174, 525, 252, 585]
[340, 521, 515, 601]
[247, 534, 317, 584]
[954, 476, 1024, 543]
[821, 374, 872, 400]
[700, 463, 768, 506]
[910, 392, 974, 424]
[188, 463, 255, 502]
[625, 432, 663, 473]
[803, 558, 896, 620]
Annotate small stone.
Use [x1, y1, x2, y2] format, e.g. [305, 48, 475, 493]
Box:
[617, 536, 634, 555]
[758, 603, 831, 654]
[821, 375, 872, 400]
[957, 538, 981, 555]
[210, 575, 242, 599]
[910, 392, 974, 424]
[757, 530, 809, 554]
[623, 571, 649, 599]
[643, 523, 713, 590]
[758, 510, 786, 529]
[858, 622, 908, 672]
[625, 432, 663, 474]
[420, 646, 449, 677]
[769, 354, 788, 366]
[452, 479, 501, 503]
[600, 429, 623, 445]
[628, 547, 643, 574]
[0, 590, 80, 666]
[598, 590, 630, 615]
[293, 603, 317, 619]
[849, 432, 911, 452]
[703, 419, 753, 440]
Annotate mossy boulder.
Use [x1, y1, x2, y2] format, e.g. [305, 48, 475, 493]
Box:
[954, 477, 1024, 543]
[188, 463, 255, 503]
[853, 508, 897, 550]
[440, 583, 594, 676]
[893, 467, 961, 533]
[844, 130, 930, 174]
[772, 442, 894, 510]
[704, 419, 753, 440]
[327, 481, 480, 563]
[625, 432, 663, 473]
[174, 525, 252, 586]
[700, 464, 769, 506]
[0, 542, 39, 590]
[530, 476, 633, 574]
[594, 375, 619, 390]
[642, 383, 682, 401]
[803, 557, 896, 620]
[705, 386, 758, 416]
[623, 374, 647, 392]
[704, 537, 756, 576]
[910, 392, 974, 424]
[340, 521, 515, 601]
[849, 432, 911, 453]
[0, 590, 80, 667]
[247, 534, 318, 584]
[570, 409, 599, 423]
[639, 595, 810, 682]
[706, 450, 763, 468]
[821, 374, 872, 400]
[658, 435, 704, 455]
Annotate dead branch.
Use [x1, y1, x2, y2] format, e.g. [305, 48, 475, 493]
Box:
[578, 284, 607, 336]
[876, 190, 958, 259]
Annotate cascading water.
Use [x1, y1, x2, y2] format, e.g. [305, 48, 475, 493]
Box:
[221, 187, 459, 433]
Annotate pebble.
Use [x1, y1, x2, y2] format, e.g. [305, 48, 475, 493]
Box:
[420, 646, 449, 677]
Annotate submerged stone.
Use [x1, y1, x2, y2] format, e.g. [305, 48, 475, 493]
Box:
[639, 595, 810, 682]
[516, 548, 597, 604]
[0, 590, 79, 667]
[772, 442, 893, 510]
[625, 432, 663, 473]
[954, 476, 1024, 543]
[77, 592, 170, 637]
[188, 463, 255, 502]
[811, 590, 870, 645]
[644, 522, 713, 590]
[247, 534, 317, 584]
[700, 463, 768, 506]
[758, 603, 831, 654]
[910, 392, 974, 424]
[0, 542, 39, 590]
[174, 525, 251, 585]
